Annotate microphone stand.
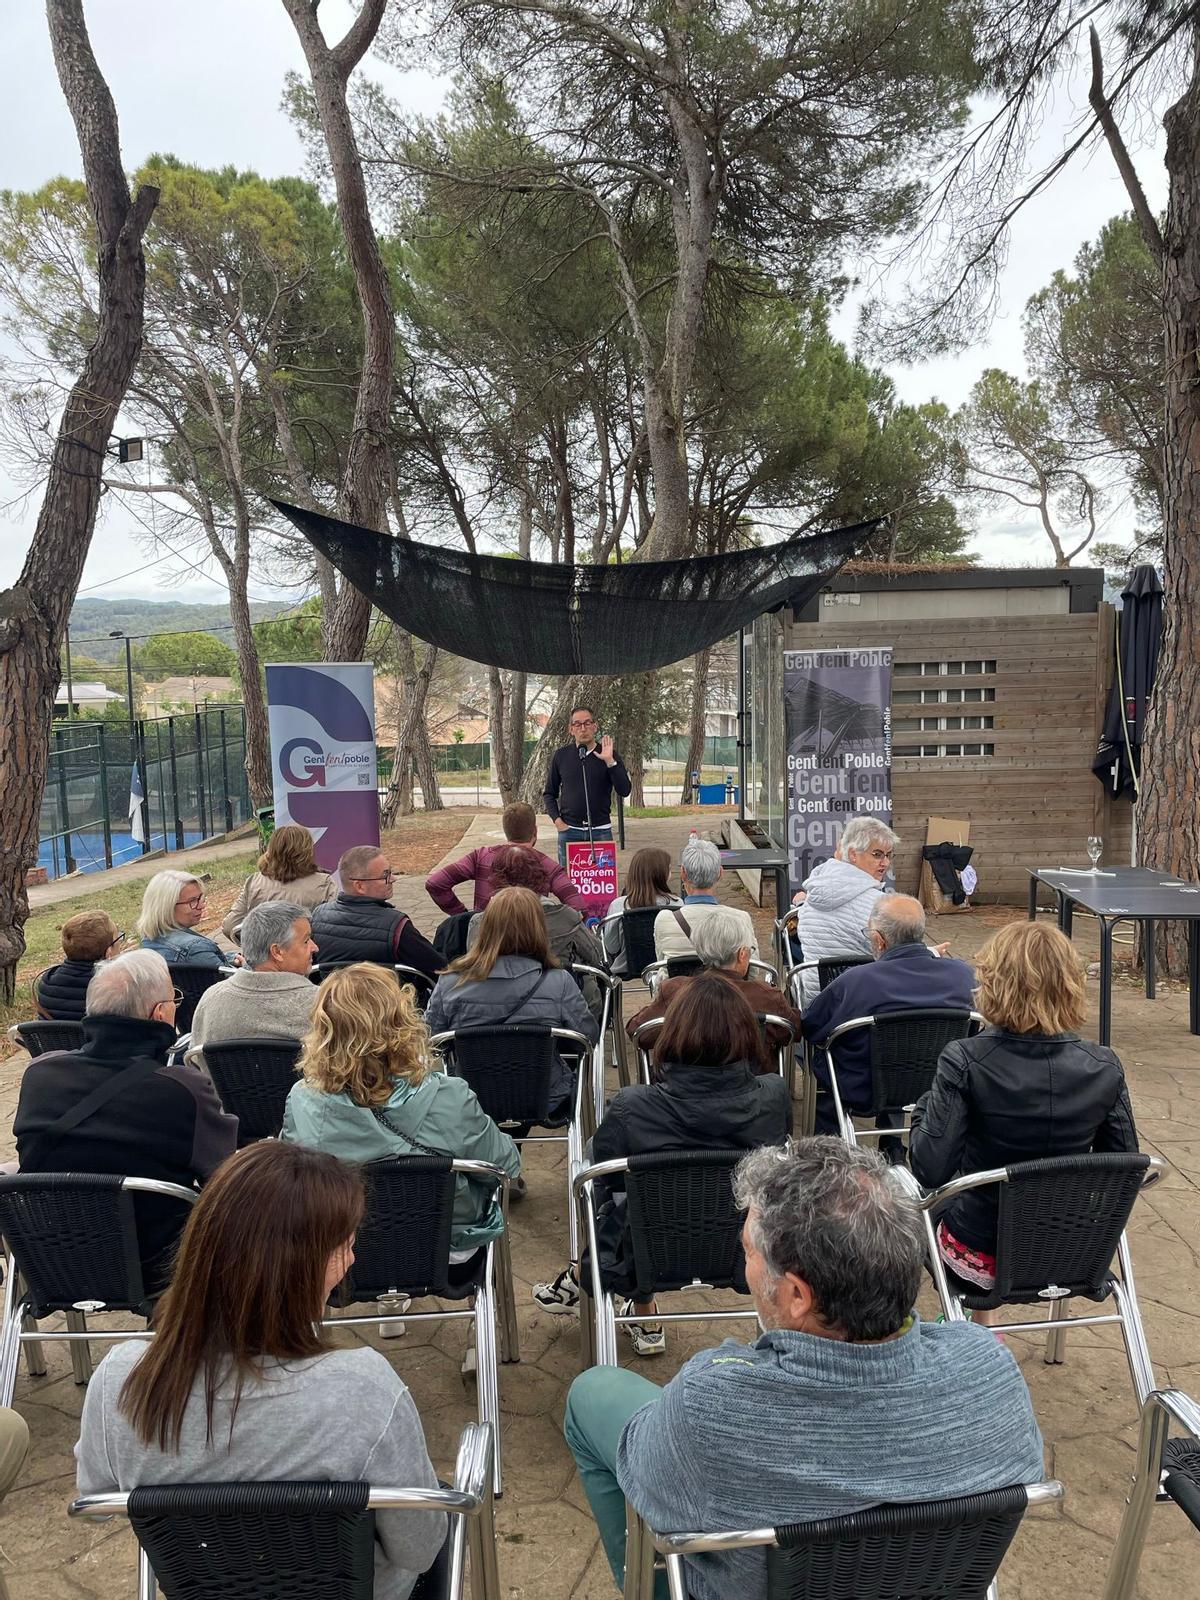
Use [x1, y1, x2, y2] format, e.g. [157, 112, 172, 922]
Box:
[578, 743, 598, 862]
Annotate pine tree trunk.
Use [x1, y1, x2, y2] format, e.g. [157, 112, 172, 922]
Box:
[1135, 28, 1200, 978]
[489, 667, 516, 805]
[507, 670, 528, 791]
[680, 646, 711, 804]
[0, 0, 157, 1002]
[381, 635, 440, 826]
[227, 577, 272, 807]
[413, 715, 442, 812]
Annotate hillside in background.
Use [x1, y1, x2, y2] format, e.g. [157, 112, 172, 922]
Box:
[68, 597, 294, 663]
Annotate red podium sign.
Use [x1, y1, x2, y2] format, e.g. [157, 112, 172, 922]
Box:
[566, 839, 618, 915]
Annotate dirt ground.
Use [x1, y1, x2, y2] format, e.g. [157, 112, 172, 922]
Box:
[0, 812, 1196, 1598]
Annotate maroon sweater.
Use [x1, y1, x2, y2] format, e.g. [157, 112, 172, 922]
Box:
[424, 844, 589, 916]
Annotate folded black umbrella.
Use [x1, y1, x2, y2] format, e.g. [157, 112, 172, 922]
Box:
[1092, 565, 1163, 798]
[272, 500, 877, 675]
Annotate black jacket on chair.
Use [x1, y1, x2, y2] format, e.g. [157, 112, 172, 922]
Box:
[587, 1061, 791, 1293]
[310, 892, 441, 978]
[908, 1027, 1138, 1253]
[34, 959, 98, 1022]
[13, 1013, 238, 1290]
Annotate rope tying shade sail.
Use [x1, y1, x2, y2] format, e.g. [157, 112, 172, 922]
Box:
[273, 500, 878, 674]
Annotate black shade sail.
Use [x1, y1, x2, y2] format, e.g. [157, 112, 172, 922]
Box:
[1092, 564, 1164, 798]
[273, 500, 878, 675]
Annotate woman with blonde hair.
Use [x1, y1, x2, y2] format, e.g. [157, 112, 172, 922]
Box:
[282, 963, 521, 1256]
[910, 921, 1138, 1309]
[136, 869, 232, 969]
[221, 824, 335, 944]
[424, 886, 599, 1119]
[76, 1142, 446, 1599]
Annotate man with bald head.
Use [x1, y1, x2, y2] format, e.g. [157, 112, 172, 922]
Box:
[801, 895, 976, 1134]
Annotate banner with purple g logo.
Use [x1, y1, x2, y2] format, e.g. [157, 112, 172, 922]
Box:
[266, 663, 379, 873]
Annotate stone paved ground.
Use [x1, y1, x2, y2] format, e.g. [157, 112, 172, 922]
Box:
[1, 813, 1197, 1597]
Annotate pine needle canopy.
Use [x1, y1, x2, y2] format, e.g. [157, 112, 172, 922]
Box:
[273, 500, 878, 674]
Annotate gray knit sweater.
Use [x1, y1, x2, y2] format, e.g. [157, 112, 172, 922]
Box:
[616, 1316, 1044, 1600]
[185, 968, 316, 1071]
[76, 1342, 445, 1600]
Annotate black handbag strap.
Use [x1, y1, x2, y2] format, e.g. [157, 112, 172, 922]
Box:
[23, 1055, 166, 1166]
[495, 967, 553, 1024]
[368, 1102, 446, 1158]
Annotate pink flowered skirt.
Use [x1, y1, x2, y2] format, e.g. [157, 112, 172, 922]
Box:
[937, 1221, 997, 1290]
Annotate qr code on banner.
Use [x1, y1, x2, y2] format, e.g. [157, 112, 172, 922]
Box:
[357, 772, 372, 787]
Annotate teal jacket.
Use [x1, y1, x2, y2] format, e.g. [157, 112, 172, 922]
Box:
[281, 1072, 521, 1252]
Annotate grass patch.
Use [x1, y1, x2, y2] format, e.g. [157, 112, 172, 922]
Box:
[625, 805, 689, 818]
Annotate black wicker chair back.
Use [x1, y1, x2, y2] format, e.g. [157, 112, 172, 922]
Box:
[990, 1153, 1153, 1305]
[443, 1026, 561, 1126]
[168, 965, 225, 1033]
[621, 908, 662, 978]
[0, 1174, 148, 1316]
[763, 1484, 1029, 1600]
[309, 961, 434, 1008]
[664, 955, 705, 980]
[1163, 1439, 1200, 1532]
[203, 1037, 303, 1144]
[867, 1009, 976, 1115]
[817, 955, 873, 991]
[624, 1150, 747, 1295]
[344, 1157, 459, 1301]
[127, 1481, 377, 1600]
[13, 1019, 84, 1057]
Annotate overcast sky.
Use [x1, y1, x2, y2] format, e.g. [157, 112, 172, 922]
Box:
[0, 3, 1170, 604]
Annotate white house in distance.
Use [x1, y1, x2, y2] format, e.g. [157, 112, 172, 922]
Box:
[53, 681, 123, 718]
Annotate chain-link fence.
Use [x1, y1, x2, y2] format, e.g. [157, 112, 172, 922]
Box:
[37, 710, 251, 880]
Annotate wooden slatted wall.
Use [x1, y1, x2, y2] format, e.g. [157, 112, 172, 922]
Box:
[786, 608, 1132, 903]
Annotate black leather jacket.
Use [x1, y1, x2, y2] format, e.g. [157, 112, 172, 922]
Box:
[908, 1027, 1138, 1252]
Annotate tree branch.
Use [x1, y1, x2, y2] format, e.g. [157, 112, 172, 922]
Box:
[1088, 24, 1164, 265]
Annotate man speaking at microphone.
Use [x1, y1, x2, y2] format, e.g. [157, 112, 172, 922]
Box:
[543, 705, 632, 868]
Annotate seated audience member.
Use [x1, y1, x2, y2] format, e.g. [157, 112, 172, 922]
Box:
[627, 905, 801, 1059]
[793, 817, 898, 1002]
[909, 921, 1138, 1322]
[467, 845, 607, 1017]
[653, 838, 757, 962]
[221, 824, 335, 945]
[186, 902, 318, 1071]
[14, 950, 237, 1291]
[76, 1142, 446, 1600]
[282, 963, 522, 1256]
[425, 801, 588, 917]
[425, 887, 599, 1120]
[601, 847, 680, 976]
[0, 1408, 28, 1515]
[310, 845, 441, 979]
[137, 869, 235, 969]
[564, 1138, 1044, 1600]
[534, 975, 790, 1355]
[802, 895, 975, 1132]
[34, 910, 124, 1021]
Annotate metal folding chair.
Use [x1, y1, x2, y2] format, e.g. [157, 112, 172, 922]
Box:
[573, 1150, 756, 1370]
[622, 1479, 1064, 1600]
[816, 1008, 982, 1147]
[202, 1036, 303, 1143]
[569, 962, 624, 1127]
[430, 1024, 593, 1259]
[1102, 1387, 1200, 1599]
[68, 1420, 501, 1600]
[167, 964, 228, 1033]
[0, 1173, 196, 1404]
[6, 1019, 84, 1057]
[630, 1017, 796, 1098]
[321, 1156, 518, 1497]
[786, 953, 874, 1012]
[917, 1152, 1164, 1407]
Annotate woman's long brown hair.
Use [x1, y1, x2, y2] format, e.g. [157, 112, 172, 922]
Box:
[449, 885, 557, 982]
[119, 1143, 364, 1450]
[651, 972, 767, 1070]
[624, 847, 673, 909]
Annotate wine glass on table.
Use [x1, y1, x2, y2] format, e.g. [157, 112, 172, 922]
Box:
[1086, 835, 1103, 871]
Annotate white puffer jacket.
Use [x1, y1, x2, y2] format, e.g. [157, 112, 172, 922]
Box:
[794, 858, 883, 1003]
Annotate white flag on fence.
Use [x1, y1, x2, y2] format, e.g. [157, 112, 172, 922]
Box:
[128, 761, 147, 846]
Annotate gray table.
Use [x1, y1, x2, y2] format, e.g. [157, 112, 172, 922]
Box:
[719, 848, 792, 921]
[1028, 866, 1200, 1044]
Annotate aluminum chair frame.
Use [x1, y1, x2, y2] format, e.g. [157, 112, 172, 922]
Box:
[1102, 1387, 1200, 1600]
[0, 1176, 196, 1403]
[818, 1009, 985, 1147]
[67, 1419, 501, 1600]
[572, 1154, 758, 1371]
[430, 1025, 593, 1262]
[310, 961, 436, 1004]
[622, 1480, 1065, 1600]
[569, 962, 625, 1129]
[916, 1158, 1163, 1407]
[320, 1159, 517, 1498]
[773, 907, 800, 979]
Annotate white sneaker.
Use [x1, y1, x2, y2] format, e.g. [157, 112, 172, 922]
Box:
[618, 1299, 665, 1356]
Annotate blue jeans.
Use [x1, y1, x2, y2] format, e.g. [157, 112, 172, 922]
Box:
[564, 1367, 667, 1596]
[556, 823, 613, 868]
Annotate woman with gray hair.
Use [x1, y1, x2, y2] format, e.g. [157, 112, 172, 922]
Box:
[186, 903, 318, 1072]
[793, 816, 898, 1002]
[136, 869, 234, 970]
